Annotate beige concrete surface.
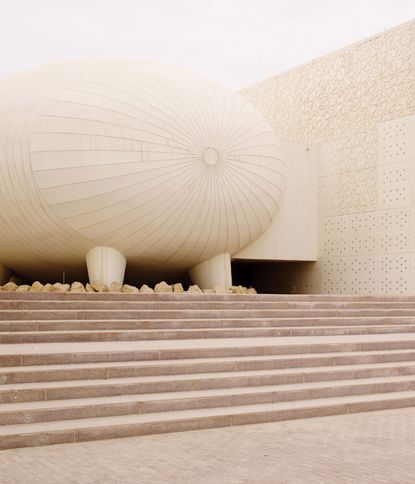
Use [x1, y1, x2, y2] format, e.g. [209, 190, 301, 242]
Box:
[2, 332, 415, 354]
[0, 407, 414, 483]
[235, 141, 318, 262]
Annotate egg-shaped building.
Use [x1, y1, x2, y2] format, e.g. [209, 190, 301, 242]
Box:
[0, 61, 284, 286]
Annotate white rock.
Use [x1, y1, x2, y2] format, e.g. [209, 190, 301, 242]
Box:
[203, 288, 215, 294]
[42, 283, 52, 292]
[109, 281, 122, 292]
[173, 283, 184, 293]
[52, 282, 70, 292]
[140, 284, 154, 294]
[16, 284, 30, 292]
[247, 287, 257, 294]
[187, 285, 203, 293]
[29, 281, 43, 292]
[122, 284, 140, 293]
[85, 283, 95, 293]
[154, 281, 172, 293]
[214, 286, 230, 294]
[1, 282, 18, 292]
[91, 280, 108, 293]
[70, 282, 85, 293]
[230, 285, 249, 294]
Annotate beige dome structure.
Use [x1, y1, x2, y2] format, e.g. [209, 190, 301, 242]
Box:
[0, 61, 284, 287]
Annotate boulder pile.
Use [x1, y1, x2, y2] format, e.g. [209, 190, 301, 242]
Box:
[0, 280, 257, 294]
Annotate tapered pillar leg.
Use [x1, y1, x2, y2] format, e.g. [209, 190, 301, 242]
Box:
[189, 253, 232, 290]
[0, 264, 11, 285]
[86, 246, 127, 286]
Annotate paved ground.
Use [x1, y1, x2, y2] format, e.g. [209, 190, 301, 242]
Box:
[1, 408, 415, 484]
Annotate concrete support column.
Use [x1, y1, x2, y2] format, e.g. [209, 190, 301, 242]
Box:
[189, 253, 232, 290]
[86, 246, 127, 286]
[0, 263, 11, 285]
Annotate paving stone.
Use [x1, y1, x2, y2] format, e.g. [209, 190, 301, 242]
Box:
[0, 408, 414, 483]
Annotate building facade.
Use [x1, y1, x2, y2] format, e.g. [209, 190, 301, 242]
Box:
[240, 20, 415, 295]
[0, 22, 414, 294]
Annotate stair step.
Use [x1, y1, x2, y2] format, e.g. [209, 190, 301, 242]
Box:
[1, 390, 415, 449]
[4, 300, 415, 310]
[2, 374, 415, 425]
[3, 334, 415, 367]
[2, 363, 415, 403]
[2, 292, 415, 450]
[1, 349, 415, 383]
[2, 324, 415, 343]
[3, 308, 415, 320]
[3, 316, 415, 332]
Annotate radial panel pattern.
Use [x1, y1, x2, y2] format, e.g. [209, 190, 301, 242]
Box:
[0, 61, 284, 276]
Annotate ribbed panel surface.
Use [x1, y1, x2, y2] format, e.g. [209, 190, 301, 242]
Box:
[0, 61, 284, 278]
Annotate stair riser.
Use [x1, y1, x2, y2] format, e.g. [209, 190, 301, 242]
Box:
[2, 396, 415, 450]
[4, 380, 415, 425]
[3, 292, 415, 301]
[3, 309, 415, 320]
[3, 325, 415, 343]
[3, 353, 415, 384]
[3, 366, 415, 404]
[2, 317, 415, 332]
[4, 341, 415, 368]
[4, 301, 415, 310]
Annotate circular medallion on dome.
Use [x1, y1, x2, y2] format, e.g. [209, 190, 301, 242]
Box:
[203, 147, 220, 166]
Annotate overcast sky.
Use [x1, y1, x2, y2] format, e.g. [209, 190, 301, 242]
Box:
[1, 0, 414, 89]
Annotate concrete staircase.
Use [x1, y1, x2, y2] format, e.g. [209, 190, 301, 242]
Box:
[1, 292, 415, 450]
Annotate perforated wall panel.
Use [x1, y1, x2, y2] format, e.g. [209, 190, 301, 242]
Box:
[378, 162, 411, 209]
[242, 21, 415, 294]
[378, 116, 414, 165]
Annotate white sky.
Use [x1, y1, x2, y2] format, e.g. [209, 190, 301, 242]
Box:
[1, 0, 415, 89]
